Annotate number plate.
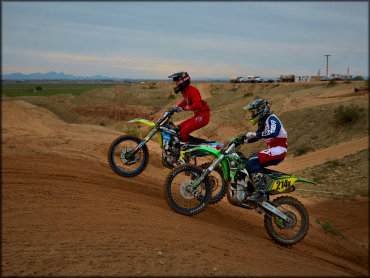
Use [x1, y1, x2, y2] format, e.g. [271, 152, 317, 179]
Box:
[270, 178, 297, 193]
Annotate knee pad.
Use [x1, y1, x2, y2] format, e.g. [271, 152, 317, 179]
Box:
[248, 154, 261, 172]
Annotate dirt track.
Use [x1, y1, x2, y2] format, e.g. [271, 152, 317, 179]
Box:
[1, 100, 369, 276]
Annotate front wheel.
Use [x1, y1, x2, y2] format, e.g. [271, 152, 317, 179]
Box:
[108, 135, 149, 178]
[264, 196, 309, 246]
[164, 164, 211, 216]
[199, 163, 227, 205]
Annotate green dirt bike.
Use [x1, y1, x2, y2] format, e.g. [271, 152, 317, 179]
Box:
[108, 107, 227, 204]
[164, 135, 316, 246]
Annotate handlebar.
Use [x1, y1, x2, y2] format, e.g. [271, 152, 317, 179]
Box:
[222, 135, 246, 150]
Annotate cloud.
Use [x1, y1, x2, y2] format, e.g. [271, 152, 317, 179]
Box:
[2, 47, 246, 78]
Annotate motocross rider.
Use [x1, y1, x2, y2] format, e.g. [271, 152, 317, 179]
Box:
[243, 99, 288, 201]
[168, 72, 211, 143]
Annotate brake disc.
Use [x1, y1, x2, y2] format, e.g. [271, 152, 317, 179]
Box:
[120, 147, 139, 165]
[275, 211, 297, 230]
[179, 180, 198, 200]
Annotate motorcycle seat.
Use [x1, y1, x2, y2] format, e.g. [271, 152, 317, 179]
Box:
[262, 168, 287, 176]
[188, 135, 216, 144]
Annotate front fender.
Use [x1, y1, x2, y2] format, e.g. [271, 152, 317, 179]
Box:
[127, 118, 163, 147]
[184, 146, 230, 181]
[128, 118, 155, 128]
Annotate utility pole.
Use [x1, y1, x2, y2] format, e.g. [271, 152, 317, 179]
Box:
[324, 54, 331, 77]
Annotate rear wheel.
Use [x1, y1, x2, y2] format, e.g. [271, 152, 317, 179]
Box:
[108, 135, 149, 177]
[164, 164, 211, 216]
[264, 196, 309, 246]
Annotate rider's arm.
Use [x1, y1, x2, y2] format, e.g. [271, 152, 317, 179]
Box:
[183, 88, 202, 111]
[256, 115, 281, 139]
[245, 137, 260, 143]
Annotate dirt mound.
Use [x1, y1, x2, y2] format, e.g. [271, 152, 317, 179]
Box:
[73, 106, 155, 122]
[2, 99, 368, 276]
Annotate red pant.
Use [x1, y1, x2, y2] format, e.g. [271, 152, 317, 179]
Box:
[178, 111, 210, 142]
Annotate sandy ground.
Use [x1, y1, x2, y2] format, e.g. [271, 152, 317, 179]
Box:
[1, 98, 369, 276]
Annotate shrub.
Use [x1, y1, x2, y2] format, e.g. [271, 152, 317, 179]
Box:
[327, 80, 337, 86]
[295, 145, 313, 157]
[324, 159, 344, 168]
[354, 75, 364, 81]
[334, 104, 364, 124]
[343, 79, 351, 84]
[315, 219, 341, 236]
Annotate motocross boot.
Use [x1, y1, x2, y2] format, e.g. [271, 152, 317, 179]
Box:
[247, 172, 267, 202]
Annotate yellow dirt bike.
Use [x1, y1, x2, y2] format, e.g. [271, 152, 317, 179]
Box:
[108, 107, 227, 204]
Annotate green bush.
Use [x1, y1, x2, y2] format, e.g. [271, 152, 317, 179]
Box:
[334, 104, 364, 124]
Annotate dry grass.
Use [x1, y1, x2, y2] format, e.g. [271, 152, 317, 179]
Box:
[296, 149, 368, 200]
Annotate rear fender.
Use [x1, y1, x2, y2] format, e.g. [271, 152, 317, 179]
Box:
[184, 146, 230, 181]
[127, 118, 163, 147]
[267, 175, 317, 194]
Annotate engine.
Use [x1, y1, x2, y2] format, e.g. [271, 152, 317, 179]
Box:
[229, 169, 255, 205]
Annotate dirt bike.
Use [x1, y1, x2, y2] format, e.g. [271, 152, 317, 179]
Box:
[108, 107, 227, 204]
[164, 135, 316, 246]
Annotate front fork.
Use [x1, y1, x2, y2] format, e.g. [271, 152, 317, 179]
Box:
[129, 126, 158, 156]
[192, 143, 235, 189]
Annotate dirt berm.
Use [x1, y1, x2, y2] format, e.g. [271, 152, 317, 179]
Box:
[1, 99, 368, 276]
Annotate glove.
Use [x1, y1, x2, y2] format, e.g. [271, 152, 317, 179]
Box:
[246, 132, 256, 139]
[174, 106, 183, 112]
[234, 135, 246, 146]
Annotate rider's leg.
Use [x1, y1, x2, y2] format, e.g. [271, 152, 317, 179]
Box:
[178, 112, 210, 143]
[246, 154, 268, 201]
[247, 147, 287, 202]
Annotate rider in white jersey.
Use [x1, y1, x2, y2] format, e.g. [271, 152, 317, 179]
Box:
[243, 99, 288, 201]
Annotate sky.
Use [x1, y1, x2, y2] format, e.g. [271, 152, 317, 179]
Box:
[2, 1, 369, 79]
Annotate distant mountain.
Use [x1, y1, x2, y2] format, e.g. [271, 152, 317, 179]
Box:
[1, 71, 122, 80]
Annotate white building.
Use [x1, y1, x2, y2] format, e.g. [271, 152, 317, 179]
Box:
[295, 76, 311, 82]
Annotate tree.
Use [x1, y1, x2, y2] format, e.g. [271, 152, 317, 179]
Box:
[354, 76, 364, 81]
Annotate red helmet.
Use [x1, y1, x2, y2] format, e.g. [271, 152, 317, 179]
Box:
[168, 72, 190, 94]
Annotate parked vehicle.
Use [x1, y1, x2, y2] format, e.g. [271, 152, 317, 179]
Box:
[253, 76, 264, 83]
[265, 79, 275, 83]
[164, 135, 316, 246]
[230, 76, 244, 83]
[279, 75, 295, 82]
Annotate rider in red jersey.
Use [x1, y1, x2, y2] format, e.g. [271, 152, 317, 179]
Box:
[168, 72, 210, 143]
